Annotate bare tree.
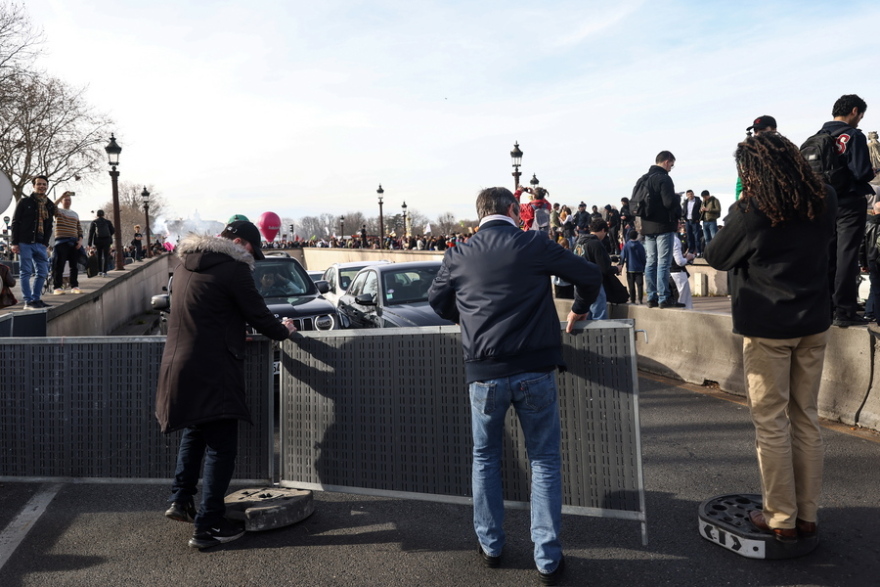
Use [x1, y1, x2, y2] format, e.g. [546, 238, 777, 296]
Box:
[0, 3, 42, 85]
[0, 73, 113, 201]
[99, 181, 166, 250]
[341, 210, 365, 238]
[434, 212, 458, 235]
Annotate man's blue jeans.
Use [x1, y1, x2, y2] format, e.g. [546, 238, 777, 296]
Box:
[685, 220, 702, 255]
[470, 371, 563, 574]
[587, 284, 607, 319]
[169, 419, 239, 531]
[18, 242, 49, 302]
[644, 232, 674, 304]
[702, 221, 718, 246]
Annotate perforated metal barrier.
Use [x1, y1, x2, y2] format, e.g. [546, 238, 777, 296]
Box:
[279, 321, 646, 540]
[0, 337, 274, 481]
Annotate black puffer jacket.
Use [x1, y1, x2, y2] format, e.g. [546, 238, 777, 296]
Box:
[155, 234, 290, 433]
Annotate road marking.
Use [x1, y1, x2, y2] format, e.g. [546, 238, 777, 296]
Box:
[0, 484, 63, 571]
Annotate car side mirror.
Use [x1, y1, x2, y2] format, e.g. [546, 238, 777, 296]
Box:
[355, 293, 376, 306]
[151, 293, 170, 312]
[315, 280, 330, 294]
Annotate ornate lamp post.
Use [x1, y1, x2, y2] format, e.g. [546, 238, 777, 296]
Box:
[530, 173, 540, 189]
[340, 216, 345, 239]
[104, 135, 125, 272]
[3, 215, 9, 238]
[510, 141, 523, 190]
[141, 187, 152, 258]
[377, 184, 385, 249]
[289, 224, 294, 245]
[401, 201, 408, 239]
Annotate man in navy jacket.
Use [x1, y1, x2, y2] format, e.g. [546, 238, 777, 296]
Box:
[428, 187, 601, 586]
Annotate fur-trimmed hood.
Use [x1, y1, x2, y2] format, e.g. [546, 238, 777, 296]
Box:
[176, 233, 255, 272]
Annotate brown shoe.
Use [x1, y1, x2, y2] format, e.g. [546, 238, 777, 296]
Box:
[749, 509, 797, 543]
[796, 518, 818, 538]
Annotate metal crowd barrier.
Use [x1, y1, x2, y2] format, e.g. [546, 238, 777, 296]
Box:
[279, 321, 647, 543]
[0, 337, 274, 482]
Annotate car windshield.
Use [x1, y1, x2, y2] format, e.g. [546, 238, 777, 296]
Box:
[253, 261, 313, 298]
[339, 267, 365, 292]
[382, 266, 439, 306]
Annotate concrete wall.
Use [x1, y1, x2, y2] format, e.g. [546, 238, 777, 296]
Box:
[549, 299, 878, 431]
[46, 256, 173, 336]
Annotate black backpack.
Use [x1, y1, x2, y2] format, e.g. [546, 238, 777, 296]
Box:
[630, 172, 660, 218]
[800, 127, 850, 196]
[95, 218, 111, 238]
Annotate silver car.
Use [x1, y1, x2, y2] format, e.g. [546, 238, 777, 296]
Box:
[321, 260, 390, 307]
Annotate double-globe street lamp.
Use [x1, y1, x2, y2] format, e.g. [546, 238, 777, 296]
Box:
[377, 184, 385, 249]
[104, 135, 125, 272]
[141, 187, 152, 258]
[340, 216, 344, 240]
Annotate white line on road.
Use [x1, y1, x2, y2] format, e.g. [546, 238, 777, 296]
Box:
[0, 483, 63, 572]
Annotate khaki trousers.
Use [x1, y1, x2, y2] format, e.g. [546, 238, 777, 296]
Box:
[742, 331, 828, 529]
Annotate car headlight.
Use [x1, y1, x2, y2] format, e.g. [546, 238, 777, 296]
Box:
[315, 314, 335, 330]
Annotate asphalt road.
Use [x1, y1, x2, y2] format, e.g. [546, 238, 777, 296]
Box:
[2, 375, 879, 587]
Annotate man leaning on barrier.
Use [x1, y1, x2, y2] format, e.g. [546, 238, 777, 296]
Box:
[428, 186, 602, 586]
[155, 220, 296, 550]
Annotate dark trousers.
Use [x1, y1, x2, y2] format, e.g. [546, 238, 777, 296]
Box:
[94, 237, 112, 273]
[53, 241, 79, 289]
[170, 419, 239, 531]
[829, 199, 867, 318]
[626, 271, 644, 303]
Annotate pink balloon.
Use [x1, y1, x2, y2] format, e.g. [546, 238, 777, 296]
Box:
[257, 211, 281, 242]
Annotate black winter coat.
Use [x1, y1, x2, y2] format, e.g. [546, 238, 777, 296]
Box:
[638, 165, 680, 236]
[704, 186, 837, 339]
[155, 234, 290, 433]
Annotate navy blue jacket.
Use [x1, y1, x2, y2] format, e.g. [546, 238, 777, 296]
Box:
[428, 219, 602, 383]
[820, 121, 875, 200]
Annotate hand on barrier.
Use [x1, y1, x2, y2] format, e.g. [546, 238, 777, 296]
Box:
[566, 311, 587, 333]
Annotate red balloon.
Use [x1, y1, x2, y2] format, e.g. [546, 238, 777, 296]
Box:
[257, 211, 281, 242]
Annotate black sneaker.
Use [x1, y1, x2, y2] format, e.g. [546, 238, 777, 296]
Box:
[33, 300, 49, 308]
[477, 542, 501, 568]
[165, 501, 196, 523]
[188, 519, 245, 549]
[538, 555, 565, 586]
[833, 314, 869, 328]
[646, 299, 659, 308]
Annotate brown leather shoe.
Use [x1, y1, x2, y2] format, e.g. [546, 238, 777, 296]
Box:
[796, 518, 818, 538]
[749, 509, 798, 543]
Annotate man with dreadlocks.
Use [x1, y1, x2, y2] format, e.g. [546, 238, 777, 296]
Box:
[705, 132, 837, 545]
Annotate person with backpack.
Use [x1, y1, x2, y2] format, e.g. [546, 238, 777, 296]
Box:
[88, 209, 115, 277]
[803, 94, 877, 327]
[619, 229, 646, 304]
[574, 218, 618, 319]
[631, 151, 681, 308]
[699, 190, 722, 246]
[520, 187, 552, 236]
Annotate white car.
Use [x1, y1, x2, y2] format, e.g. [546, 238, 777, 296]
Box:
[321, 260, 390, 307]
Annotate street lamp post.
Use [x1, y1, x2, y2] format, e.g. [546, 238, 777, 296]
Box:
[401, 201, 408, 241]
[530, 173, 540, 189]
[377, 184, 385, 249]
[104, 135, 125, 272]
[289, 224, 294, 246]
[141, 187, 152, 258]
[340, 216, 344, 239]
[511, 141, 523, 190]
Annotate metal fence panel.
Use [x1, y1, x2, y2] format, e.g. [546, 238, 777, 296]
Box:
[279, 322, 645, 527]
[0, 337, 273, 481]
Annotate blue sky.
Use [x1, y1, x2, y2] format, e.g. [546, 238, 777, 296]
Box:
[5, 0, 878, 229]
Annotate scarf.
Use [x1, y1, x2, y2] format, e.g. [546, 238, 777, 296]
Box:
[34, 193, 49, 239]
